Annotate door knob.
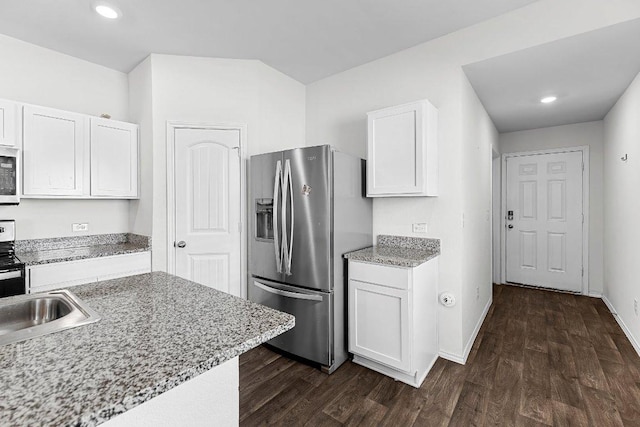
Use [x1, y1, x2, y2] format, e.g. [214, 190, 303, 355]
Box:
[508, 225, 514, 229]
[175, 241, 187, 248]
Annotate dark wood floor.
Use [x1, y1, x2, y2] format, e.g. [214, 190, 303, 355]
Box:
[239, 284, 640, 426]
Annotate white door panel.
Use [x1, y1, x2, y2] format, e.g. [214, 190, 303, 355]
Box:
[506, 151, 583, 292]
[175, 128, 241, 296]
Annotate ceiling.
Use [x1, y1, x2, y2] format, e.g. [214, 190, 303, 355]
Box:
[463, 18, 640, 133]
[0, 0, 539, 84]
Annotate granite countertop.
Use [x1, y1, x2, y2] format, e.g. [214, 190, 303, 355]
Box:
[0, 272, 295, 426]
[343, 234, 440, 267]
[16, 233, 151, 266]
[17, 242, 149, 266]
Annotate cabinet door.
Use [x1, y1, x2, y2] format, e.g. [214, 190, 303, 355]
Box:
[0, 100, 17, 147]
[23, 105, 88, 196]
[90, 118, 139, 198]
[367, 99, 437, 197]
[349, 278, 411, 372]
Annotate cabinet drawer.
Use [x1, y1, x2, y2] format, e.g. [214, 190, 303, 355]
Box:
[349, 261, 410, 290]
[29, 252, 151, 293]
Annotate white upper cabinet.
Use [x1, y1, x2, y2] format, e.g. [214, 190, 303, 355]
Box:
[366, 99, 438, 197]
[0, 99, 19, 147]
[23, 105, 89, 196]
[90, 118, 138, 198]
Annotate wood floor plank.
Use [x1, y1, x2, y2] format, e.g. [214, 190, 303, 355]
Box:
[551, 401, 589, 427]
[519, 349, 552, 425]
[304, 412, 343, 427]
[564, 308, 589, 337]
[601, 359, 640, 425]
[485, 357, 523, 426]
[582, 385, 625, 427]
[610, 333, 640, 383]
[322, 365, 382, 423]
[525, 313, 549, 353]
[278, 362, 361, 425]
[378, 385, 428, 427]
[344, 398, 387, 427]
[239, 346, 282, 384]
[502, 319, 526, 363]
[239, 284, 640, 426]
[569, 334, 610, 391]
[466, 332, 502, 388]
[447, 381, 489, 426]
[367, 375, 406, 407]
[241, 378, 313, 426]
[548, 341, 582, 408]
[240, 359, 310, 420]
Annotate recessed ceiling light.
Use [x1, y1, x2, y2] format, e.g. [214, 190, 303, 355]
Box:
[540, 96, 557, 104]
[94, 3, 120, 19]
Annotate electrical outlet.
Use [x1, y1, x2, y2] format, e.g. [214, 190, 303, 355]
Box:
[635, 299, 638, 316]
[412, 223, 427, 233]
[72, 223, 89, 232]
[476, 286, 480, 300]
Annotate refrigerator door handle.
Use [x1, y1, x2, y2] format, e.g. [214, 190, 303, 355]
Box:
[253, 281, 323, 302]
[273, 160, 283, 273]
[284, 159, 294, 275]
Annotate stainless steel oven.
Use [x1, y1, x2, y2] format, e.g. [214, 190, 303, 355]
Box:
[0, 220, 25, 297]
[0, 147, 19, 205]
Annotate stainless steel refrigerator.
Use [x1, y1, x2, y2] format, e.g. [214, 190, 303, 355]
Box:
[248, 145, 372, 373]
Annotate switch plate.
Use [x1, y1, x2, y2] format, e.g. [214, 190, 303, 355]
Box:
[412, 223, 427, 233]
[72, 223, 89, 232]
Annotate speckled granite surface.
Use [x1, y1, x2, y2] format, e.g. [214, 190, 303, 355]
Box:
[0, 271, 294, 427]
[16, 233, 151, 266]
[344, 235, 440, 267]
[377, 235, 440, 252]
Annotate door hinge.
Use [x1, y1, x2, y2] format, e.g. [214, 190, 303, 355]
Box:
[582, 267, 584, 277]
[582, 213, 584, 224]
[238, 222, 242, 232]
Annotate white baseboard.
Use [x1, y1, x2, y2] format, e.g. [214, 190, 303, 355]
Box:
[602, 295, 640, 358]
[439, 296, 492, 365]
[588, 291, 603, 298]
[438, 350, 465, 364]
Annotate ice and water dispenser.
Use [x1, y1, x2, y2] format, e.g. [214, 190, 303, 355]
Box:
[255, 199, 274, 240]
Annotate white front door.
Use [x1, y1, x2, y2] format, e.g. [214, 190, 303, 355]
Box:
[505, 151, 583, 292]
[174, 128, 241, 296]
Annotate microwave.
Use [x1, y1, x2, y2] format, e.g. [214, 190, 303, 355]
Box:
[0, 147, 19, 205]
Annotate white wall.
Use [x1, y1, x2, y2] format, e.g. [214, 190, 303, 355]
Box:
[128, 57, 154, 237]
[0, 34, 131, 240]
[492, 156, 501, 284]
[499, 121, 605, 295]
[132, 54, 306, 271]
[305, 0, 640, 361]
[603, 70, 640, 353]
[460, 75, 497, 354]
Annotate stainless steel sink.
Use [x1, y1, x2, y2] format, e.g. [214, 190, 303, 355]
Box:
[0, 290, 101, 346]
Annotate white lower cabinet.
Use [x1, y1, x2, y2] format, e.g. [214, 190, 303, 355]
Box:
[28, 252, 151, 293]
[348, 258, 438, 388]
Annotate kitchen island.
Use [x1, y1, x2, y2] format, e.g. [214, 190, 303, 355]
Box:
[0, 272, 295, 426]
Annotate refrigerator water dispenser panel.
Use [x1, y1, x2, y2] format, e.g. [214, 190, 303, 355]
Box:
[255, 198, 274, 240]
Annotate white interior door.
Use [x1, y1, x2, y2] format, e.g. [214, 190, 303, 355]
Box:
[174, 128, 241, 296]
[505, 151, 583, 292]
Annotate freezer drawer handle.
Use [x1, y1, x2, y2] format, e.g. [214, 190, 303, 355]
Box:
[253, 281, 322, 302]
